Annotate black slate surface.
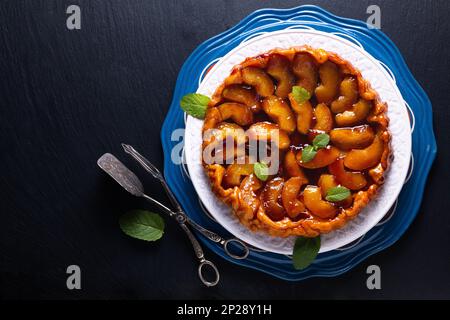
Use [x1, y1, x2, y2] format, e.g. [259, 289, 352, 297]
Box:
[0, 0, 449, 299]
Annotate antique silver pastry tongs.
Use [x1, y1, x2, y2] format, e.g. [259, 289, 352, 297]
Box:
[121, 144, 249, 260]
[98, 148, 249, 287]
[98, 153, 220, 286]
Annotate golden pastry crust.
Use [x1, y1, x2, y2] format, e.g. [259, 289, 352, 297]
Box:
[201, 46, 391, 237]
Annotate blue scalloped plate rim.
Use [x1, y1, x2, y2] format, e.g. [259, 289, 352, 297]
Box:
[160, 5, 437, 281]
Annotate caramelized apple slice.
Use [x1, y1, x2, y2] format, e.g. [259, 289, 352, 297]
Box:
[203, 122, 245, 148]
[214, 122, 246, 143]
[262, 96, 296, 133]
[330, 77, 358, 113]
[212, 147, 243, 165]
[282, 177, 307, 218]
[329, 158, 367, 190]
[205, 122, 246, 164]
[344, 135, 384, 170]
[242, 67, 274, 97]
[303, 185, 337, 219]
[246, 122, 290, 150]
[239, 174, 263, 219]
[283, 150, 308, 181]
[222, 84, 261, 113]
[318, 174, 338, 197]
[335, 99, 372, 127]
[288, 93, 313, 135]
[297, 146, 340, 169]
[266, 54, 295, 98]
[223, 163, 254, 188]
[330, 125, 375, 150]
[315, 61, 340, 104]
[262, 177, 285, 221]
[218, 102, 253, 126]
[317, 174, 353, 207]
[203, 107, 222, 131]
[313, 103, 333, 132]
[292, 53, 319, 95]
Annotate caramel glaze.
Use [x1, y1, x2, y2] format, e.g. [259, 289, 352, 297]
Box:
[202, 46, 391, 237]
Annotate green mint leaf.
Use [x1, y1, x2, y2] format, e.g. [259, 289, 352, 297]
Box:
[301, 145, 317, 163]
[313, 133, 330, 149]
[325, 186, 351, 202]
[180, 93, 210, 119]
[291, 86, 311, 104]
[254, 162, 269, 181]
[292, 236, 321, 270]
[119, 210, 165, 241]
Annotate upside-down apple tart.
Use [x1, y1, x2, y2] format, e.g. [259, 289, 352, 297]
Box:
[201, 46, 391, 237]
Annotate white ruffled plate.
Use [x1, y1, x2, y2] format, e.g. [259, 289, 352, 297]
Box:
[185, 29, 411, 254]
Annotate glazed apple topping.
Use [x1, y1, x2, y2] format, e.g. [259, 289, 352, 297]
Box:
[200, 46, 390, 237]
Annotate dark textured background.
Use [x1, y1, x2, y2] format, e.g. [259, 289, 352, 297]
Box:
[1, 0, 449, 299]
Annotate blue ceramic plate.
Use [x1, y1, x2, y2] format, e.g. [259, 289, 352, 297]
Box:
[160, 5, 436, 281]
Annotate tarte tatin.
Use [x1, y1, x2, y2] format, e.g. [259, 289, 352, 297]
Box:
[201, 46, 391, 237]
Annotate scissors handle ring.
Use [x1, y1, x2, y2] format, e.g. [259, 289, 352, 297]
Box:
[224, 238, 250, 260]
[198, 260, 220, 287]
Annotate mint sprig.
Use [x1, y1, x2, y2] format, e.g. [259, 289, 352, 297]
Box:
[325, 186, 351, 202]
[301, 133, 330, 163]
[301, 145, 317, 163]
[119, 210, 165, 241]
[291, 86, 311, 104]
[292, 236, 321, 270]
[180, 93, 210, 119]
[313, 133, 330, 149]
[254, 162, 269, 181]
